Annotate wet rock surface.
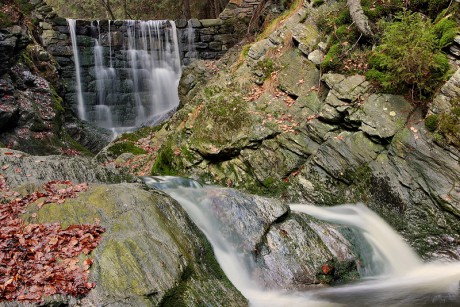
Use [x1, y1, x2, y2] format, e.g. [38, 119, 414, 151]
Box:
[0, 2, 111, 155]
[173, 187, 359, 289]
[1, 150, 246, 306]
[150, 2, 460, 260]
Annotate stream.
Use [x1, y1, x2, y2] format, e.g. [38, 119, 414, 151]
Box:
[143, 176, 460, 306]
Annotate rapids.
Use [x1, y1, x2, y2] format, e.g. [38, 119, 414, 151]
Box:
[143, 176, 460, 307]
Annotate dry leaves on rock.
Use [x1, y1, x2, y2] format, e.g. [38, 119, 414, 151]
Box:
[0, 176, 104, 303]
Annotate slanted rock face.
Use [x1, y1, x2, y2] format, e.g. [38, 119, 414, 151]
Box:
[1, 148, 246, 306]
[147, 0, 460, 260]
[0, 148, 135, 187]
[23, 184, 247, 306]
[0, 1, 112, 155]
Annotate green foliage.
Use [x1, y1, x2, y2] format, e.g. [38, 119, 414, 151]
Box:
[452, 107, 460, 117]
[107, 142, 146, 157]
[334, 9, 352, 27]
[0, 11, 14, 27]
[50, 87, 65, 113]
[118, 125, 162, 143]
[437, 112, 460, 148]
[366, 12, 454, 99]
[13, 0, 35, 15]
[315, 4, 350, 34]
[321, 43, 342, 71]
[433, 17, 458, 48]
[312, 0, 324, 8]
[204, 85, 224, 98]
[426, 100, 460, 149]
[254, 58, 277, 80]
[242, 44, 251, 58]
[151, 144, 177, 175]
[407, 0, 452, 18]
[424, 114, 439, 132]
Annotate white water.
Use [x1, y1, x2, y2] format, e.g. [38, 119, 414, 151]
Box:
[143, 177, 460, 307]
[67, 19, 181, 133]
[290, 204, 422, 276]
[67, 19, 86, 120]
[185, 20, 197, 60]
[94, 21, 116, 130]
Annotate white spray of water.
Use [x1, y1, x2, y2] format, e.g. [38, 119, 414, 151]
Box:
[290, 204, 422, 276]
[143, 177, 460, 306]
[185, 20, 197, 61]
[67, 19, 86, 120]
[124, 20, 181, 129]
[156, 185, 332, 307]
[94, 21, 116, 129]
[68, 20, 181, 133]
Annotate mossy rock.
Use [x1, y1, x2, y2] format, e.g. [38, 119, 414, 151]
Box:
[107, 142, 147, 156]
[22, 184, 247, 306]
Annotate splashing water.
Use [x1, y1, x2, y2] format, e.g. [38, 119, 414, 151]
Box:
[67, 19, 86, 121]
[143, 177, 460, 306]
[67, 19, 181, 134]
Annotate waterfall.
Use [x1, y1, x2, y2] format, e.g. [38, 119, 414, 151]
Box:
[185, 20, 197, 62]
[67, 19, 181, 134]
[67, 19, 86, 121]
[94, 21, 116, 129]
[290, 204, 422, 276]
[143, 176, 460, 307]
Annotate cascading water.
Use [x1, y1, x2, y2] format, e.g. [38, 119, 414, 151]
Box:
[143, 176, 460, 307]
[185, 20, 197, 62]
[67, 19, 181, 134]
[290, 204, 422, 276]
[67, 19, 86, 121]
[93, 21, 116, 129]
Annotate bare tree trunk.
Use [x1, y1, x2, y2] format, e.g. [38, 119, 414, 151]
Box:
[124, 0, 128, 19]
[347, 0, 373, 37]
[99, 0, 116, 19]
[183, 0, 192, 19]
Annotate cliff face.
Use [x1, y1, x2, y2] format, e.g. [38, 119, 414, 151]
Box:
[131, 0, 460, 259]
[0, 0, 111, 154]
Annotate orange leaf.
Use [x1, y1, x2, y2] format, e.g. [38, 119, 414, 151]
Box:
[48, 236, 58, 245]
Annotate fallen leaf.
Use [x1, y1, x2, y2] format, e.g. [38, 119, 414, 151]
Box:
[48, 236, 58, 245]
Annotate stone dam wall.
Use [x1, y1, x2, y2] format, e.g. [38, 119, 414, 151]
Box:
[22, 0, 265, 122]
[38, 18, 240, 123]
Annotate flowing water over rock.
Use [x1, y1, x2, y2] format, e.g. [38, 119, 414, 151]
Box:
[144, 176, 460, 306]
[67, 19, 181, 134]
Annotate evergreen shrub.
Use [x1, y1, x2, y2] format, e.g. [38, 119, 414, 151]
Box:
[366, 12, 456, 99]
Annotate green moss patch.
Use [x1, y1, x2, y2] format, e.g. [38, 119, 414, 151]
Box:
[107, 142, 147, 157]
[118, 125, 163, 143]
[151, 143, 178, 176]
[191, 94, 251, 146]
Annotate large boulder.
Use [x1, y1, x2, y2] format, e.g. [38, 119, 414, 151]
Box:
[0, 148, 135, 188]
[1, 149, 246, 306]
[159, 186, 359, 290]
[22, 184, 246, 306]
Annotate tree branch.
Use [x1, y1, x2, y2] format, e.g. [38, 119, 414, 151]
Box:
[347, 0, 373, 38]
